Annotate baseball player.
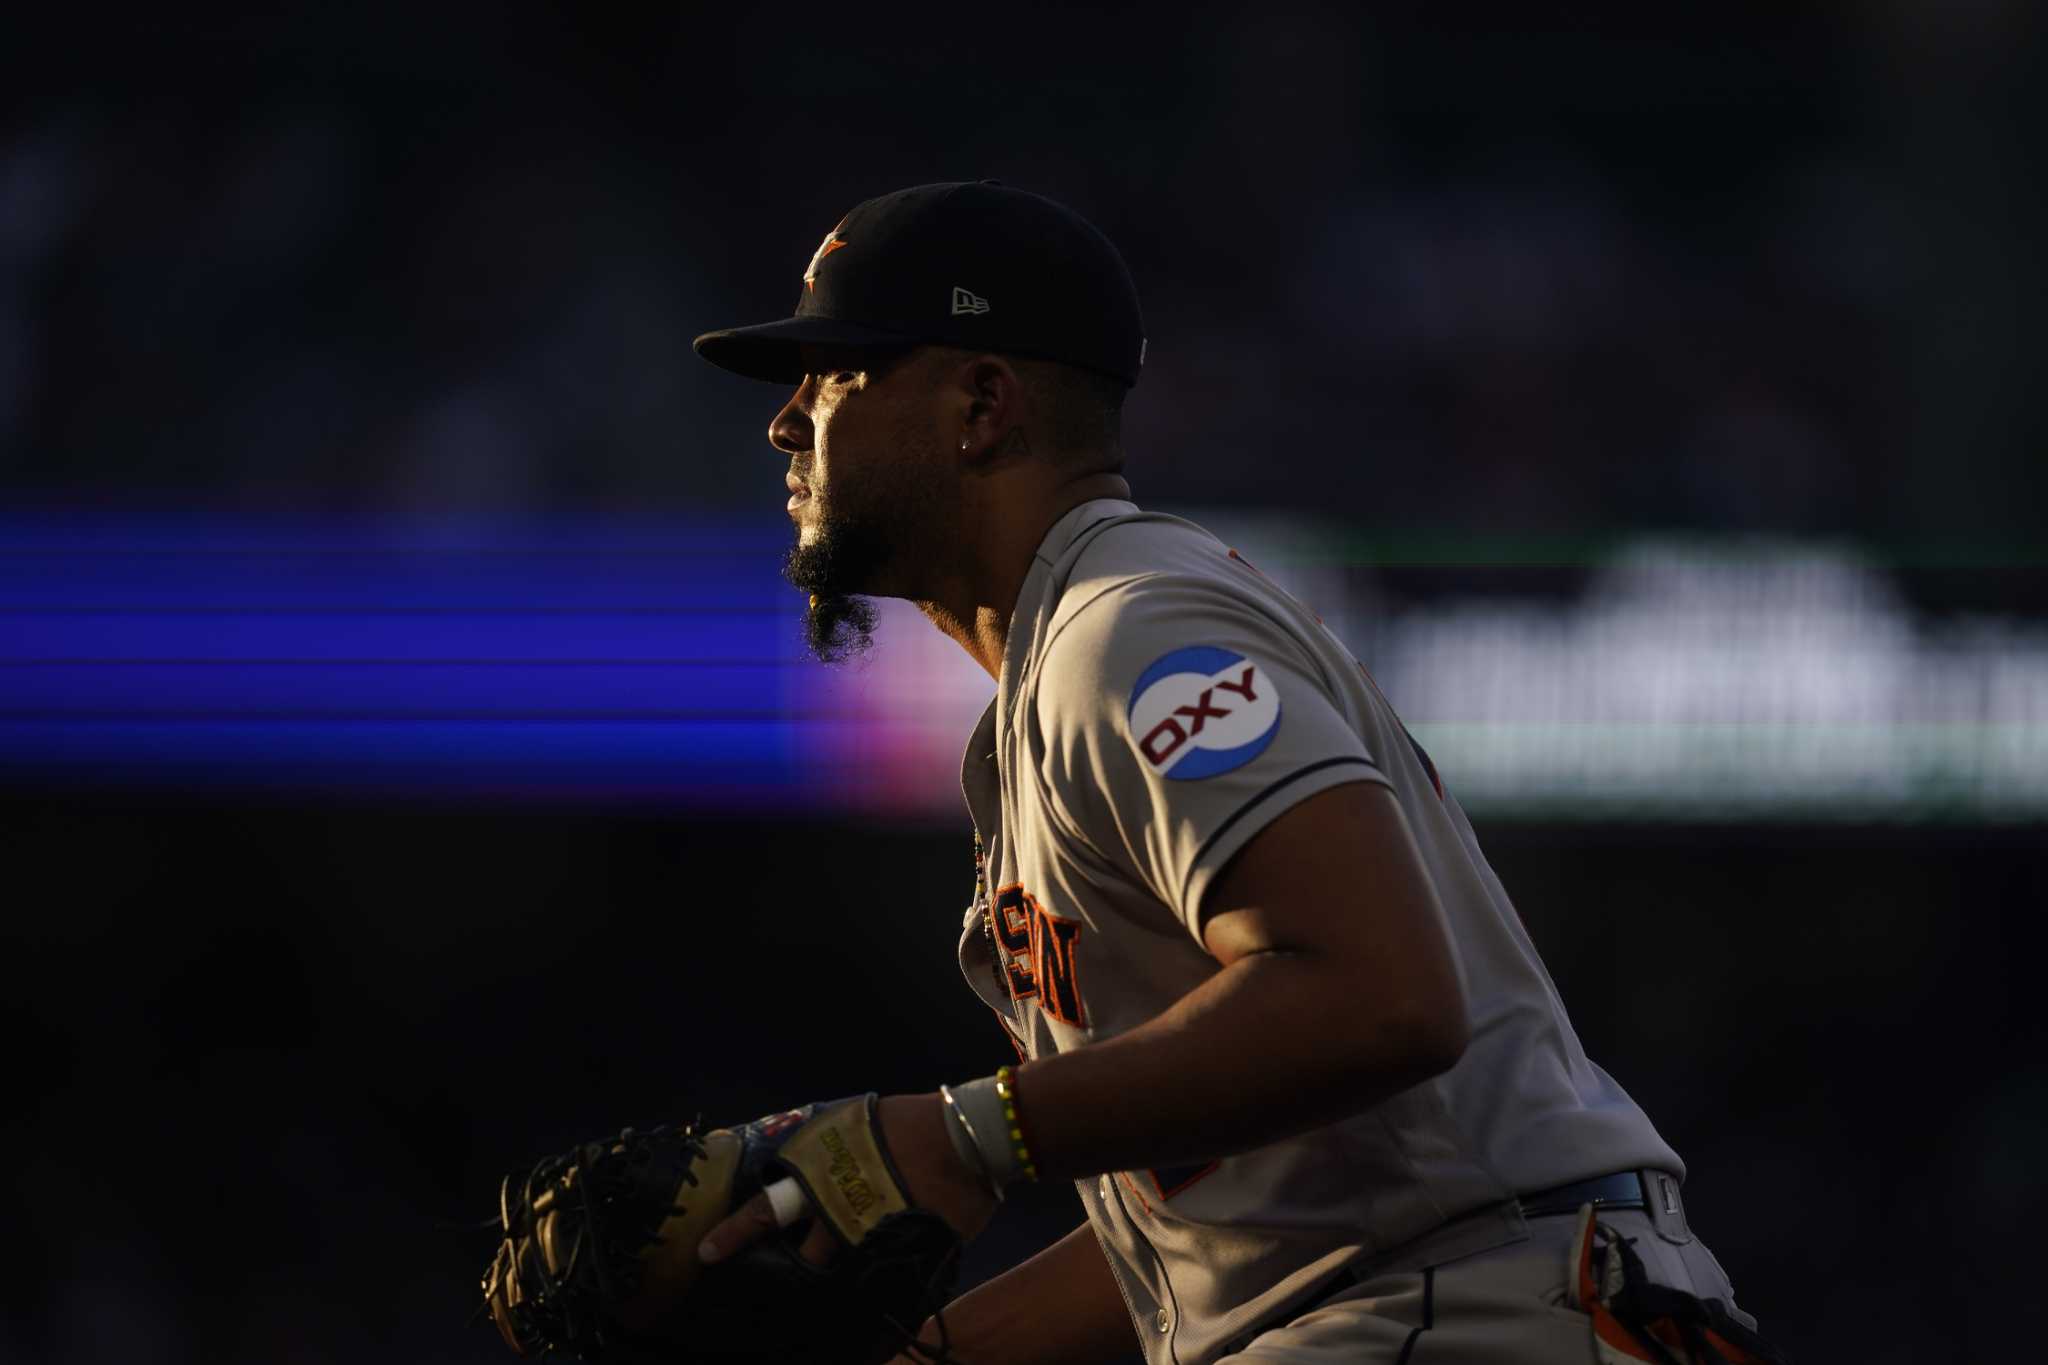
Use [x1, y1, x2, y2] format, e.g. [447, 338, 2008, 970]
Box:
[689, 181, 1777, 1364]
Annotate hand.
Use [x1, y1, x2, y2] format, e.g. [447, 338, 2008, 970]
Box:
[697, 1092, 1000, 1269]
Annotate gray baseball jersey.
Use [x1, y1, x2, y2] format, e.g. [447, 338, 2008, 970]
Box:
[955, 499, 1684, 1365]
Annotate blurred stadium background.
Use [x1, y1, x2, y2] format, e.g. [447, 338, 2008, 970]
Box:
[2, 4, 2041, 1363]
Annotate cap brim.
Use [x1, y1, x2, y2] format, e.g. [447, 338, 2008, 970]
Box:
[692, 316, 923, 384]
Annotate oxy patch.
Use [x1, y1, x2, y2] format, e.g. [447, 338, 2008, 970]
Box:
[1126, 645, 1281, 780]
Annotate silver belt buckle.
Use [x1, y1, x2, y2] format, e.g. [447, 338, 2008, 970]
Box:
[1642, 1169, 1693, 1246]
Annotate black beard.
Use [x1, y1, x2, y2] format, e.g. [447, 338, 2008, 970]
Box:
[782, 516, 885, 664]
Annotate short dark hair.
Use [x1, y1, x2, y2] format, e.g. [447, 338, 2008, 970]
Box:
[911, 345, 1127, 472]
[1014, 356, 1127, 471]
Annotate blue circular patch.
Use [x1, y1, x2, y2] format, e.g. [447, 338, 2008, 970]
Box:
[1126, 645, 1282, 781]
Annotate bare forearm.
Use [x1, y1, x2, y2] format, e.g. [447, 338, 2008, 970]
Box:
[900, 1221, 1137, 1365]
[1018, 949, 1462, 1181]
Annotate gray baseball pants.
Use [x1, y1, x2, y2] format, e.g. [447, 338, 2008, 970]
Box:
[1220, 1209, 1756, 1363]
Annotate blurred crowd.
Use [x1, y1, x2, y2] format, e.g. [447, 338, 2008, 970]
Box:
[5, 795, 2039, 1365]
[2, 4, 2038, 541]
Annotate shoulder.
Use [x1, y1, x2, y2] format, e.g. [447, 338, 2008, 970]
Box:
[1040, 513, 1270, 662]
[1031, 523, 1319, 731]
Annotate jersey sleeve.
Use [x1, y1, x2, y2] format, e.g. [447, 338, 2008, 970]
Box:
[1032, 573, 1392, 943]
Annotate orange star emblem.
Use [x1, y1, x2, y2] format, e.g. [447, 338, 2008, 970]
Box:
[804, 233, 849, 291]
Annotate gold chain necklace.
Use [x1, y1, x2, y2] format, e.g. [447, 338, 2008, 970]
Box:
[973, 830, 1012, 1000]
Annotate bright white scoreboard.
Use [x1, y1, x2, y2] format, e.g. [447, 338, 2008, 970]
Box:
[2, 512, 2040, 821]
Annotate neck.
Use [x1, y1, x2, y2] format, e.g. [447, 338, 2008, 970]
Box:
[915, 472, 1130, 681]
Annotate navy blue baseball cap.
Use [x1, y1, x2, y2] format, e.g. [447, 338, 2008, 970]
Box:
[693, 181, 1145, 387]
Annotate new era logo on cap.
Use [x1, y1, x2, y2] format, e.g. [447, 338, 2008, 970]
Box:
[951, 286, 990, 316]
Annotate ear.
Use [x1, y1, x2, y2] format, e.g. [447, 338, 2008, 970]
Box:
[957, 354, 1030, 464]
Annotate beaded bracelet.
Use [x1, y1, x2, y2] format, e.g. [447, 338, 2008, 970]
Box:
[993, 1065, 1039, 1182]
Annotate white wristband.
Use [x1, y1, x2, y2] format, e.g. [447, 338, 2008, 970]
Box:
[949, 1074, 1022, 1186]
[939, 1084, 1004, 1201]
[764, 1175, 809, 1228]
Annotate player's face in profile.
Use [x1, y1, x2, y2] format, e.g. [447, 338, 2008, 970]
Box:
[769, 345, 949, 662]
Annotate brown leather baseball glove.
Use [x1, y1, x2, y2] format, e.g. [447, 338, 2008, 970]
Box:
[480, 1094, 963, 1364]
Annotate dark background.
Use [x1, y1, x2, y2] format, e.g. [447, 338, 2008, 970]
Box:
[3, 4, 2043, 1363]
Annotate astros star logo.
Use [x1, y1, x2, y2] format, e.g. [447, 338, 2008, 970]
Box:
[804, 230, 849, 291]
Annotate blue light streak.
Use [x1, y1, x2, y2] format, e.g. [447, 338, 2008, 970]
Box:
[0, 515, 837, 805]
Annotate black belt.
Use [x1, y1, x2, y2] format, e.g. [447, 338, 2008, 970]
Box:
[1517, 1168, 1651, 1219]
[1231, 1168, 1671, 1352]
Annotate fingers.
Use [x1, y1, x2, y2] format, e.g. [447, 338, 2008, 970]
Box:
[797, 1218, 839, 1267]
[698, 1186, 842, 1269]
[881, 1317, 944, 1365]
[698, 1191, 778, 1265]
